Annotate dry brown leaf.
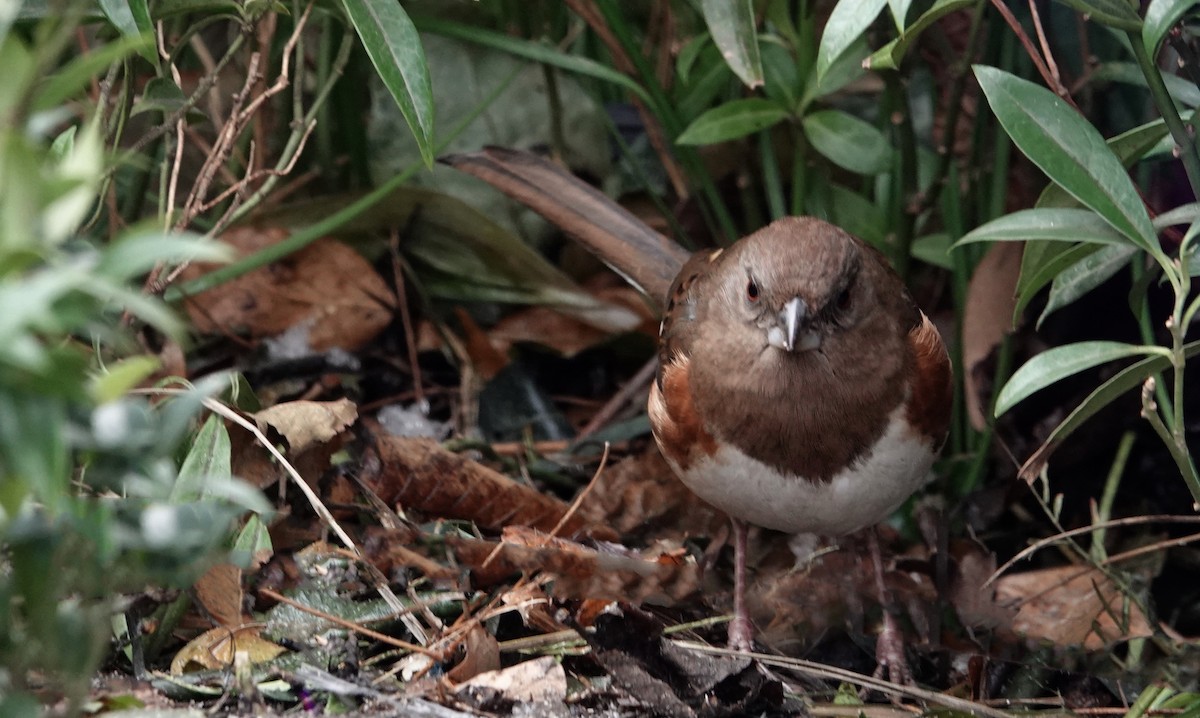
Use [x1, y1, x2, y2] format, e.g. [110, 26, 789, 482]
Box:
[947, 540, 1016, 632]
[253, 398, 358, 453]
[446, 624, 502, 683]
[361, 435, 617, 541]
[180, 226, 395, 351]
[576, 448, 725, 540]
[193, 563, 245, 628]
[456, 656, 567, 703]
[454, 308, 509, 381]
[963, 242, 1023, 430]
[995, 565, 1153, 649]
[450, 532, 700, 606]
[169, 625, 286, 674]
[490, 284, 656, 358]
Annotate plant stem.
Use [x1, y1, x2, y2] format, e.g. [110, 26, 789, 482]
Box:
[1130, 32, 1200, 202]
[1141, 377, 1200, 507]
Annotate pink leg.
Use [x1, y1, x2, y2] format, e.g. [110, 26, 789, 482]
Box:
[868, 527, 912, 685]
[727, 518, 755, 651]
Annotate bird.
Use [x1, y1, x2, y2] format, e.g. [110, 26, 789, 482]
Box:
[443, 148, 953, 680]
[646, 217, 952, 671]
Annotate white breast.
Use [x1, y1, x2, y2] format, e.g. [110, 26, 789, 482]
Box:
[665, 402, 936, 535]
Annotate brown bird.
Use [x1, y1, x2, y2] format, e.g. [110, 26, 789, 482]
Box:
[444, 148, 953, 680]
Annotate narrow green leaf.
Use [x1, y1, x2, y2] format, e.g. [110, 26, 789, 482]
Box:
[815, 0, 885, 84]
[0, 0, 18, 47]
[1019, 340, 1200, 478]
[1153, 202, 1200, 229]
[1144, 0, 1196, 55]
[866, 0, 978, 71]
[974, 65, 1157, 250]
[342, 0, 435, 166]
[956, 208, 1130, 246]
[996, 341, 1160, 417]
[89, 355, 162, 403]
[33, 34, 153, 111]
[888, 0, 915, 27]
[1092, 62, 1200, 108]
[1039, 244, 1137, 325]
[701, 0, 763, 88]
[1052, 0, 1142, 30]
[416, 16, 651, 105]
[802, 109, 890, 175]
[1014, 241, 1098, 321]
[171, 414, 233, 503]
[97, 0, 155, 63]
[677, 98, 789, 145]
[805, 34, 867, 106]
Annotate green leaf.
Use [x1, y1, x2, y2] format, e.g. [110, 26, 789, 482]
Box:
[1014, 241, 1098, 321]
[805, 33, 867, 105]
[956, 208, 1131, 246]
[171, 414, 233, 503]
[1092, 62, 1200, 107]
[342, 0, 435, 166]
[97, 230, 231, 279]
[1019, 339, 1200, 477]
[816, 0, 885, 85]
[416, 16, 652, 105]
[911, 233, 953, 269]
[866, 0, 978, 71]
[701, 0, 763, 88]
[89, 356, 161, 403]
[829, 184, 885, 247]
[1052, 0, 1143, 30]
[974, 65, 1157, 251]
[33, 33, 153, 111]
[888, 0, 914, 27]
[677, 98, 789, 145]
[802, 109, 890, 175]
[0, 0, 18, 47]
[97, 0, 155, 63]
[1144, 0, 1196, 55]
[1039, 244, 1137, 325]
[997, 340, 1161, 416]
[761, 39, 799, 109]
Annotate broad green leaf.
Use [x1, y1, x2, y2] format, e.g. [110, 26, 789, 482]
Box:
[97, 0, 155, 63]
[1144, 0, 1197, 55]
[815, 0, 885, 85]
[701, 0, 763, 88]
[1039, 244, 1138, 325]
[171, 414, 232, 503]
[956, 208, 1130, 246]
[342, 0, 435, 166]
[761, 40, 799, 109]
[1019, 339, 1200, 479]
[1092, 62, 1200, 107]
[866, 0, 978, 71]
[830, 184, 885, 247]
[911, 233, 954, 269]
[1052, 0, 1142, 30]
[677, 98, 789, 145]
[996, 340, 1160, 416]
[44, 122, 102, 245]
[1035, 114, 1177, 210]
[974, 65, 1157, 251]
[802, 109, 890, 175]
[805, 34, 868, 106]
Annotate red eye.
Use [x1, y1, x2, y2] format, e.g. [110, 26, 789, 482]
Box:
[747, 280, 760, 302]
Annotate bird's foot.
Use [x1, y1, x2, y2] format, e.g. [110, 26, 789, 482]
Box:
[727, 614, 755, 653]
[870, 611, 913, 686]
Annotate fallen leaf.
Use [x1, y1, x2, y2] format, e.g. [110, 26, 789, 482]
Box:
[446, 624, 502, 683]
[361, 434, 616, 541]
[963, 242, 1023, 429]
[193, 563, 245, 628]
[995, 564, 1153, 649]
[180, 226, 395, 351]
[253, 398, 358, 453]
[456, 655, 567, 702]
[170, 625, 286, 674]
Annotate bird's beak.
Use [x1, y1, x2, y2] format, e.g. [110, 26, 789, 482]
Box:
[768, 297, 821, 352]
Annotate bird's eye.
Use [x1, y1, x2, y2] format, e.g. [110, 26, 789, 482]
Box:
[746, 280, 760, 303]
[835, 285, 852, 311]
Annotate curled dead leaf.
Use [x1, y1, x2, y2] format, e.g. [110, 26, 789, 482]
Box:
[253, 398, 358, 453]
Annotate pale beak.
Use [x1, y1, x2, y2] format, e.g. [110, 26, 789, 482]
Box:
[767, 297, 820, 352]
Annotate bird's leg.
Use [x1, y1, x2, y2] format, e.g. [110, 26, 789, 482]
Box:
[868, 527, 912, 685]
[728, 517, 755, 651]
